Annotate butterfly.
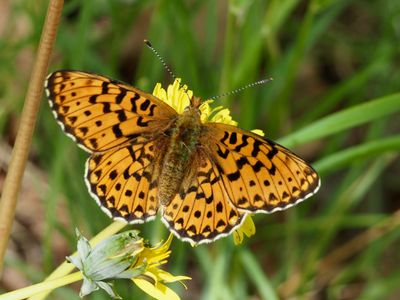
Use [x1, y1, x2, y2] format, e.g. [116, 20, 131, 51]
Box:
[45, 70, 320, 244]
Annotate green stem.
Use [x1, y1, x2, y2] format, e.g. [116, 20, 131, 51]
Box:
[0, 272, 82, 300]
[278, 92, 400, 148]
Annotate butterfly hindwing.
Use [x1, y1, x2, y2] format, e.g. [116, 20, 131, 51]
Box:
[45, 70, 177, 152]
[203, 123, 320, 213]
[85, 137, 166, 223]
[162, 150, 246, 244]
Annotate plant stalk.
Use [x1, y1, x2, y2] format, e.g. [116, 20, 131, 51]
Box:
[0, 272, 82, 300]
[0, 0, 64, 276]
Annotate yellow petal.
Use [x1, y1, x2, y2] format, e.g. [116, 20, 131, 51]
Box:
[157, 79, 190, 114]
[233, 230, 244, 245]
[149, 268, 191, 285]
[242, 215, 256, 238]
[155, 233, 174, 251]
[251, 129, 265, 136]
[132, 278, 181, 300]
[211, 108, 237, 125]
[233, 216, 256, 244]
[146, 234, 173, 262]
[142, 270, 158, 284]
[152, 83, 167, 101]
[199, 101, 213, 122]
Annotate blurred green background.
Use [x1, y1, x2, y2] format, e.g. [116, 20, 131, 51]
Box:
[1, 0, 400, 299]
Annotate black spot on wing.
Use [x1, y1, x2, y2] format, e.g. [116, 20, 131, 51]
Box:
[236, 157, 249, 169]
[251, 139, 262, 157]
[137, 116, 149, 127]
[101, 81, 109, 94]
[130, 94, 140, 112]
[116, 88, 127, 104]
[117, 110, 127, 122]
[112, 124, 123, 138]
[229, 132, 237, 144]
[103, 103, 111, 113]
[234, 135, 249, 152]
[217, 144, 229, 159]
[89, 95, 98, 104]
[252, 161, 263, 172]
[220, 131, 229, 144]
[227, 170, 240, 181]
[140, 99, 150, 111]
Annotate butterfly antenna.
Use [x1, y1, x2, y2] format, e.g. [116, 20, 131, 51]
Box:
[210, 78, 274, 100]
[144, 39, 194, 103]
[144, 39, 177, 82]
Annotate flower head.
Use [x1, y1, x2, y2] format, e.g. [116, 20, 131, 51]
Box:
[132, 234, 191, 300]
[67, 229, 190, 299]
[153, 79, 261, 245]
[152, 78, 237, 125]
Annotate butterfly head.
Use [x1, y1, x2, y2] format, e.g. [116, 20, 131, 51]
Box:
[180, 96, 202, 124]
[182, 96, 202, 116]
[190, 96, 202, 109]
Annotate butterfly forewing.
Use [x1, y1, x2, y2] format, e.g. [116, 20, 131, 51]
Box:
[202, 123, 320, 213]
[45, 71, 177, 152]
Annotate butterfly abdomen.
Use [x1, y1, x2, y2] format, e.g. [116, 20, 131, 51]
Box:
[158, 108, 202, 206]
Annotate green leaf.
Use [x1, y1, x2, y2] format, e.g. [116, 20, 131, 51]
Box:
[278, 93, 400, 147]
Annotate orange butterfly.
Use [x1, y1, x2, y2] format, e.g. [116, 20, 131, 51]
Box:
[45, 71, 320, 244]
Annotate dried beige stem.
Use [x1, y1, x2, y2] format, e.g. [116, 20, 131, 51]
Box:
[0, 0, 64, 275]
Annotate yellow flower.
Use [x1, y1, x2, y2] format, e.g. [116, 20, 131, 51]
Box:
[153, 79, 192, 114]
[153, 79, 260, 245]
[132, 234, 191, 300]
[152, 78, 237, 125]
[68, 230, 190, 300]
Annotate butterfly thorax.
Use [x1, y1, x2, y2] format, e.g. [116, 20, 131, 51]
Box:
[158, 102, 202, 206]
